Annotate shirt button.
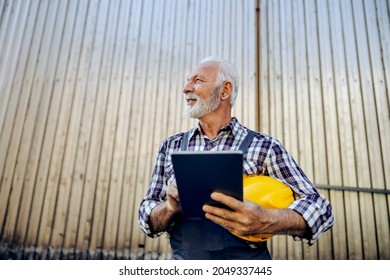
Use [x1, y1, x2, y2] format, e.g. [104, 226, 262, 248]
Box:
[206, 142, 214, 151]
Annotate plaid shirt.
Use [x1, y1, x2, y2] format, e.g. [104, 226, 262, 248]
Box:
[138, 117, 334, 245]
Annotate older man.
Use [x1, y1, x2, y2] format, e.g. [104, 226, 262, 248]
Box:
[138, 56, 334, 259]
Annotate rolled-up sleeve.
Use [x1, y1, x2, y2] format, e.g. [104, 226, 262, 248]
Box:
[138, 143, 168, 238]
[265, 139, 334, 245]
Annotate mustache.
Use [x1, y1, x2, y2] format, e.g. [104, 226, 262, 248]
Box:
[185, 94, 199, 101]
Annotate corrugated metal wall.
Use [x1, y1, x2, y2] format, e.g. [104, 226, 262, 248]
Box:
[0, 0, 257, 260]
[259, 0, 389, 260]
[0, 0, 389, 260]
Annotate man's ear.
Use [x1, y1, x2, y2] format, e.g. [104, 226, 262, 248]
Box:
[220, 81, 232, 101]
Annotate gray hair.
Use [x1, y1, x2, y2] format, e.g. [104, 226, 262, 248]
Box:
[201, 56, 239, 106]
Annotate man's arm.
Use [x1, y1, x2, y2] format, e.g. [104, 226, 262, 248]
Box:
[139, 133, 187, 237]
[264, 139, 334, 243]
[148, 182, 181, 233]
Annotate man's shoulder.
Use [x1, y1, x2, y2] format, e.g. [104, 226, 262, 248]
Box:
[233, 118, 274, 142]
[164, 131, 185, 142]
[160, 132, 183, 148]
[243, 128, 275, 142]
[245, 129, 284, 149]
[158, 129, 193, 152]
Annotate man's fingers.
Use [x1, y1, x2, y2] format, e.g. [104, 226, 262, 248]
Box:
[209, 192, 243, 211]
[203, 204, 231, 220]
[204, 211, 235, 230]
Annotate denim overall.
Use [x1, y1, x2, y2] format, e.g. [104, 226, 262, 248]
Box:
[169, 130, 272, 260]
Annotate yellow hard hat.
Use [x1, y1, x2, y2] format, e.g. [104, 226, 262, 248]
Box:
[231, 174, 295, 242]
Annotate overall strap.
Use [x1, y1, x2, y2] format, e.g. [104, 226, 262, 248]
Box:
[238, 130, 256, 154]
[181, 131, 190, 151]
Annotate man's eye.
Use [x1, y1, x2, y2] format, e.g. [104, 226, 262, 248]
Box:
[194, 78, 201, 83]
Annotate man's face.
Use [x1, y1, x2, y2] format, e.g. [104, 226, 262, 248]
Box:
[183, 61, 222, 119]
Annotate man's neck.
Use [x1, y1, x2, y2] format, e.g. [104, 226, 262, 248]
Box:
[198, 112, 232, 140]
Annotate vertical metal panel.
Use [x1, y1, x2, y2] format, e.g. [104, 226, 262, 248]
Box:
[340, 0, 377, 261]
[318, 0, 348, 260]
[48, 0, 100, 259]
[0, 0, 50, 255]
[259, 0, 390, 260]
[14, 0, 66, 258]
[329, 0, 362, 260]
[0, 0, 31, 134]
[352, 0, 388, 259]
[70, 0, 112, 259]
[304, 0, 332, 260]
[361, 0, 390, 259]
[37, 0, 84, 259]
[56, 0, 102, 259]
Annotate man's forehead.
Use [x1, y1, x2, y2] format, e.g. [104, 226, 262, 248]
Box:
[188, 61, 219, 79]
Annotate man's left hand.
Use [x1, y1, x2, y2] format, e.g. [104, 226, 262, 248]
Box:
[202, 192, 272, 237]
[202, 191, 310, 239]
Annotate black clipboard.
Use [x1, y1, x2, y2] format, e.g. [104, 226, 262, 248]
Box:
[171, 150, 243, 219]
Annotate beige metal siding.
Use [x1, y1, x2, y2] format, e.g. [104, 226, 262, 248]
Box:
[0, 0, 389, 260]
[0, 0, 257, 259]
[259, 0, 390, 259]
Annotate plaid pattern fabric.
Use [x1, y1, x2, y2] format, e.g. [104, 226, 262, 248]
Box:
[138, 117, 334, 245]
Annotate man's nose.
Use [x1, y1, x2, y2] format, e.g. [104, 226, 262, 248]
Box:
[183, 81, 194, 94]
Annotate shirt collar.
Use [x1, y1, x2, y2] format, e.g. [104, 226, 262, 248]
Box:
[190, 117, 244, 140]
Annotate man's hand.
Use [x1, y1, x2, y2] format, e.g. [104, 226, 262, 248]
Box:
[202, 192, 309, 238]
[202, 192, 270, 236]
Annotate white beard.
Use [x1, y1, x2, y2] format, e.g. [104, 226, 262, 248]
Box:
[184, 85, 221, 118]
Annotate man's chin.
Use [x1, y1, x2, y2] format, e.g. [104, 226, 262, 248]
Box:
[185, 111, 199, 119]
[185, 111, 203, 119]
[185, 106, 198, 118]
[185, 103, 217, 119]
